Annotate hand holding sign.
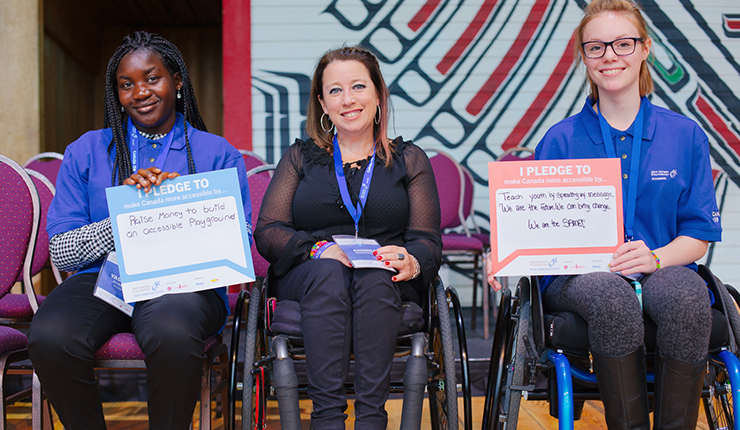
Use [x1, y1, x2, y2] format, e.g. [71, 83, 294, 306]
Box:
[489, 159, 624, 277]
[124, 166, 180, 193]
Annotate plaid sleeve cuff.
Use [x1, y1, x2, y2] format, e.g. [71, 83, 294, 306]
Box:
[49, 218, 115, 271]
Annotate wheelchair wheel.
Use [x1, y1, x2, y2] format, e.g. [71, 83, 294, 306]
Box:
[242, 284, 264, 430]
[703, 363, 734, 430]
[498, 300, 530, 429]
[428, 283, 459, 430]
[721, 283, 740, 355]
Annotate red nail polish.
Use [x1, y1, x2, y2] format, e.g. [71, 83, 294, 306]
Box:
[376, 256, 382, 261]
[392, 277, 397, 282]
[385, 261, 390, 266]
[373, 251, 377, 255]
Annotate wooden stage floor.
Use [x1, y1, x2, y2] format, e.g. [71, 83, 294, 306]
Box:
[3, 397, 714, 429]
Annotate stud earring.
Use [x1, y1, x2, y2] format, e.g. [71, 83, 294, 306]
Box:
[121, 106, 124, 113]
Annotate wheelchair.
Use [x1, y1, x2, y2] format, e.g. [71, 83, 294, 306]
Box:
[230, 269, 473, 430]
[483, 265, 740, 430]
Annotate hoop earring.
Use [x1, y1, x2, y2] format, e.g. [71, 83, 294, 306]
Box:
[321, 113, 335, 133]
[374, 106, 381, 125]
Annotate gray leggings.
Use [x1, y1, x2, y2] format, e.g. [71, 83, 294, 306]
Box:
[543, 266, 711, 363]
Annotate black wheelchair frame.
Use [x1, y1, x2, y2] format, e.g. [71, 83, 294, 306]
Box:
[229, 274, 474, 430]
[482, 265, 740, 430]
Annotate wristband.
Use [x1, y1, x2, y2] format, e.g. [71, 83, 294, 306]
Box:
[310, 241, 334, 260]
[650, 250, 661, 270]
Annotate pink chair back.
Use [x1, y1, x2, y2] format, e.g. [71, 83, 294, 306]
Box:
[22, 170, 59, 282]
[248, 164, 276, 279]
[429, 151, 464, 230]
[0, 155, 40, 304]
[240, 149, 267, 174]
[23, 152, 63, 186]
[498, 146, 534, 162]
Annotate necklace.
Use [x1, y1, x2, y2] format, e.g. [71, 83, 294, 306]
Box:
[137, 129, 167, 140]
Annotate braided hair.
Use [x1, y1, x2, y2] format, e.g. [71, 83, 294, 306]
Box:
[104, 31, 207, 185]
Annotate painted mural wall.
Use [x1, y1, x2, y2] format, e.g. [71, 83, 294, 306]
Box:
[251, 0, 740, 289]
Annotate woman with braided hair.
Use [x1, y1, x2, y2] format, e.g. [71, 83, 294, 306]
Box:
[28, 31, 251, 429]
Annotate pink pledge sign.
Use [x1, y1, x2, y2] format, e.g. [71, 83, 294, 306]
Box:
[489, 158, 624, 277]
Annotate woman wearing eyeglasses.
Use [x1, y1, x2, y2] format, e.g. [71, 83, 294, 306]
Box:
[499, 0, 722, 428]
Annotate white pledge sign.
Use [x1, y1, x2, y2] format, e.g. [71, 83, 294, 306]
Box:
[107, 168, 254, 302]
[488, 159, 624, 277]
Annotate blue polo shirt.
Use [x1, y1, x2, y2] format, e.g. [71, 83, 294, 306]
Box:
[536, 97, 722, 291]
[47, 113, 252, 313]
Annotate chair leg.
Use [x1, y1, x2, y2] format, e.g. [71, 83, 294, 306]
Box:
[200, 357, 212, 430]
[32, 370, 53, 430]
[218, 350, 230, 430]
[0, 356, 8, 430]
[471, 267, 478, 331]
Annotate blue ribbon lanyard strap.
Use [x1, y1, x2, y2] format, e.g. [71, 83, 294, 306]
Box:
[332, 135, 376, 237]
[597, 98, 644, 242]
[127, 117, 178, 174]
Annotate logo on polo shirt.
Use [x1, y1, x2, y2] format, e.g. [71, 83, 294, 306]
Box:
[650, 170, 677, 180]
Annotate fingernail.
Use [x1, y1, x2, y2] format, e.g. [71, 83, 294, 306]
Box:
[392, 277, 397, 282]
[385, 261, 390, 266]
[373, 251, 377, 255]
[376, 256, 382, 261]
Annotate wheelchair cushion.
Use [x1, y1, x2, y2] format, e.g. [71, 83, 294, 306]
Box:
[270, 300, 425, 337]
[545, 308, 727, 354]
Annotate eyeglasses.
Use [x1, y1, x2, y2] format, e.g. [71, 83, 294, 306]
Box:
[581, 37, 644, 59]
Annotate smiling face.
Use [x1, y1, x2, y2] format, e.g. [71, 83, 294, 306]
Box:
[581, 12, 651, 100]
[116, 49, 182, 135]
[318, 60, 380, 145]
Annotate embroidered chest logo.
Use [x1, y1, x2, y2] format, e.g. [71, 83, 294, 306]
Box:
[650, 170, 677, 181]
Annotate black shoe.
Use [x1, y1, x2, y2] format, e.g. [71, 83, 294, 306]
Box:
[592, 348, 650, 430]
[653, 355, 706, 430]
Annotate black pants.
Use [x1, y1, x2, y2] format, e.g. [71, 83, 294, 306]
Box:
[27, 272, 227, 430]
[277, 259, 402, 430]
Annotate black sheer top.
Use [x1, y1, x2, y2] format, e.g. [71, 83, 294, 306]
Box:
[254, 137, 442, 301]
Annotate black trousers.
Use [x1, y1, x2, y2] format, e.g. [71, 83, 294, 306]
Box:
[27, 272, 227, 430]
[277, 259, 402, 430]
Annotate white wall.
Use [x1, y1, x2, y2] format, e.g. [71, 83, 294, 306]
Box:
[251, 0, 740, 298]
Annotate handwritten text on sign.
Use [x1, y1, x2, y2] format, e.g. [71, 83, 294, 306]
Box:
[107, 168, 254, 302]
[118, 196, 245, 275]
[489, 159, 624, 277]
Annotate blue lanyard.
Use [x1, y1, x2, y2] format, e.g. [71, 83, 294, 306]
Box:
[597, 97, 645, 241]
[127, 116, 178, 173]
[332, 135, 376, 237]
